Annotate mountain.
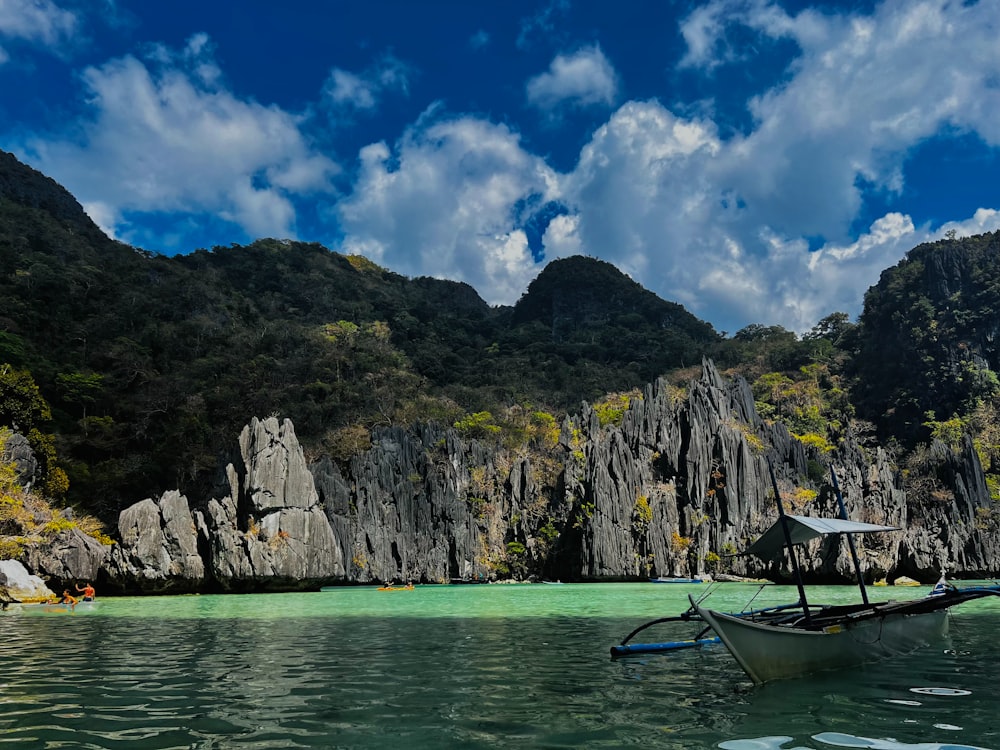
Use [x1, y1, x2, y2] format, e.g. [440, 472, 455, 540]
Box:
[851, 231, 1000, 445]
[0, 150, 722, 519]
[5, 150, 1000, 591]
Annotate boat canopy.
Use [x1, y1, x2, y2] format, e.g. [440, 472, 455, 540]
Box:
[745, 515, 899, 560]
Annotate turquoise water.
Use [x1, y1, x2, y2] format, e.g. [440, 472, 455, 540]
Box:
[2, 583, 999, 749]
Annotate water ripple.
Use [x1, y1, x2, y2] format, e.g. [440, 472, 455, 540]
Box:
[2, 589, 999, 748]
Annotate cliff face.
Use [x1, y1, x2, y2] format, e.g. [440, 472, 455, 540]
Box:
[68, 361, 998, 593]
[103, 417, 344, 593]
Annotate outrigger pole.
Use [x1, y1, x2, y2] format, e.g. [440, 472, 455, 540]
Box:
[830, 466, 870, 605]
[768, 459, 811, 623]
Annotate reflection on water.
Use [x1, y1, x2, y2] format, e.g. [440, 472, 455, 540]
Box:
[1, 584, 998, 749]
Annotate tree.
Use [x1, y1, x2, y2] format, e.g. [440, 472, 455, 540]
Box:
[0, 365, 51, 432]
[804, 312, 854, 343]
[56, 371, 104, 424]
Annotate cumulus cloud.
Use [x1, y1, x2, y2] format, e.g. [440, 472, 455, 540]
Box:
[324, 54, 412, 112]
[331, 0, 1000, 333]
[15, 34, 336, 247]
[526, 45, 619, 112]
[8, 0, 998, 338]
[0, 0, 77, 49]
[543, 0, 1000, 332]
[338, 114, 559, 305]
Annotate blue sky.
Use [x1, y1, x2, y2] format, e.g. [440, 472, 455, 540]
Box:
[2, 0, 999, 335]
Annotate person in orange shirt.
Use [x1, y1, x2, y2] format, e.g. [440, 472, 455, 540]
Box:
[61, 590, 78, 609]
[75, 582, 96, 601]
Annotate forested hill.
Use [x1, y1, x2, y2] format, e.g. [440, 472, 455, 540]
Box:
[0, 150, 720, 519]
[851, 231, 1000, 447]
[4, 147, 1000, 529]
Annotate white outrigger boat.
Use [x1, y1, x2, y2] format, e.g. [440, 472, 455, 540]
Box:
[613, 463, 1000, 683]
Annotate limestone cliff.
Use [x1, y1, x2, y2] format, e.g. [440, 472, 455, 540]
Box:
[10, 361, 1000, 593]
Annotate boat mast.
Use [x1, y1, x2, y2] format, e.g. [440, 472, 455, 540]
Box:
[830, 467, 870, 605]
[768, 460, 810, 621]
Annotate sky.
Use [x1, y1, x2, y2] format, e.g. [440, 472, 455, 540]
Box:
[1, 0, 999, 336]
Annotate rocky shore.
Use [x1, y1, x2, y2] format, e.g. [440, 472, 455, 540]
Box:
[3, 361, 998, 598]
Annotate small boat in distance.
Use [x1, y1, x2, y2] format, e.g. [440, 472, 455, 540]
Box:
[614, 462, 1000, 684]
[377, 583, 414, 591]
[650, 577, 706, 584]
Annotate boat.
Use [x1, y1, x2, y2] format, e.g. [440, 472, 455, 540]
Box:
[377, 583, 414, 591]
[650, 577, 705, 584]
[12, 600, 99, 614]
[614, 462, 1000, 684]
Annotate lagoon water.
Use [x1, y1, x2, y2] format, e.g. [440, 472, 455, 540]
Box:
[2, 582, 999, 749]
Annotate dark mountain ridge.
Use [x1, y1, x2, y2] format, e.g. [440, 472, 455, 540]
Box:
[5, 150, 1000, 591]
[851, 231, 1000, 444]
[0, 150, 720, 517]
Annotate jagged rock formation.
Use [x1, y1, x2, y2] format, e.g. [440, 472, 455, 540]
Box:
[895, 435, 1000, 579]
[3, 432, 39, 491]
[103, 417, 344, 593]
[202, 416, 344, 589]
[313, 424, 537, 584]
[7, 361, 1000, 593]
[105, 491, 205, 593]
[23, 526, 108, 586]
[310, 359, 999, 585]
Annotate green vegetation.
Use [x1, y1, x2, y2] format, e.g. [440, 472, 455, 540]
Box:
[632, 493, 652, 535]
[0, 428, 113, 551]
[3, 152, 1000, 531]
[594, 390, 641, 428]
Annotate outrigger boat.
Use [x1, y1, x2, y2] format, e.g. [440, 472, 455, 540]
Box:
[613, 463, 1000, 683]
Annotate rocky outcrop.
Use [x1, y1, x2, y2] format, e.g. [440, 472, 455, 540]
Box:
[104, 417, 345, 592]
[202, 416, 344, 589]
[104, 491, 205, 593]
[2, 432, 39, 491]
[895, 435, 1000, 579]
[0, 559, 55, 602]
[23, 526, 108, 587]
[11, 360, 999, 594]
[314, 423, 529, 584]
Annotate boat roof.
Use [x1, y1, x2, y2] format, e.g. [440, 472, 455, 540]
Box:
[745, 515, 899, 560]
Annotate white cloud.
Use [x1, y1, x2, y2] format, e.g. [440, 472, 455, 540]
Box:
[678, 1, 730, 69]
[327, 69, 376, 110]
[338, 114, 559, 305]
[332, 0, 1000, 334]
[15, 35, 336, 247]
[7, 0, 998, 340]
[526, 45, 618, 112]
[542, 0, 1000, 333]
[324, 54, 411, 113]
[0, 0, 77, 49]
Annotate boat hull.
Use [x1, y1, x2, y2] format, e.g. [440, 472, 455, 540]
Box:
[695, 603, 949, 684]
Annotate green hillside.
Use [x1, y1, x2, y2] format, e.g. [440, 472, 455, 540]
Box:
[4, 148, 1000, 527]
[0, 151, 721, 520]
